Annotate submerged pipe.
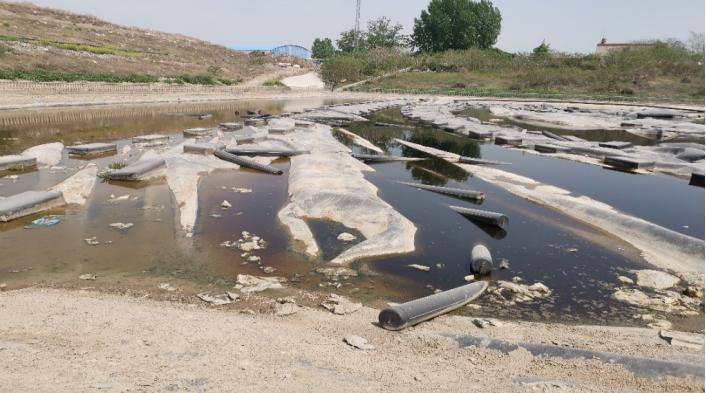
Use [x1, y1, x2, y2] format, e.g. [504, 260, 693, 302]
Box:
[470, 244, 493, 275]
[457, 156, 510, 165]
[352, 153, 424, 163]
[397, 181, 485, 201]
[378, 281, 488, 331]
[541, 130, 570, 141]
[225, 147, 309, 157]
[214, 149, 283, 175]
[449, 205, 508, 229]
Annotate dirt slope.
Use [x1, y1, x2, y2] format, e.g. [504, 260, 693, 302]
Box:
[0, 1, 301, 81]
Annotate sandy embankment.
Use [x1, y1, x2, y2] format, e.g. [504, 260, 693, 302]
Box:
[0, 288, 702, 392]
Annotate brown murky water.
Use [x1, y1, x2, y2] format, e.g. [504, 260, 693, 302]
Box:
[0, 99, 702, 330]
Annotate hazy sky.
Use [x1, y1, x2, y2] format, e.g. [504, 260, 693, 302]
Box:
[14, 0, 706, 53]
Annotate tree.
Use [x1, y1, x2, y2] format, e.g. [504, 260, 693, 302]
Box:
[532, 41, 550, 58]
[365, 17, 406, 50]
[312, 38, 336, 59]
[412, 0, 502, 52]
[337, 29, 366, 54]
[687, 31, 705, 54]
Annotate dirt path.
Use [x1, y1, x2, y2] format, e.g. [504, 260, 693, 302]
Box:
[0, 288, 701, 392]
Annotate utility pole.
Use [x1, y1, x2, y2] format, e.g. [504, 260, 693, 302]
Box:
[354, 0, 361, 49]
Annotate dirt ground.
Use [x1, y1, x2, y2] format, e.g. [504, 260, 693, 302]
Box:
[0, 288, 702, 393]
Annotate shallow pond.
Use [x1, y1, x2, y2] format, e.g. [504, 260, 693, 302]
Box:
[0, 100, 702, 330]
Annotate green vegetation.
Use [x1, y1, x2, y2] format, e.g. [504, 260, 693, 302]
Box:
[108, 161, 128, 170]
[412, 0, 502, 52]
[312, 38, 335, 59]
[0, 34, 142, 58]
[262, 79, 286, 87]
[0, 69, 242, 85]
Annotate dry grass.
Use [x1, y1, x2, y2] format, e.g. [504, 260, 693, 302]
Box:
[0, 2, 293, 82]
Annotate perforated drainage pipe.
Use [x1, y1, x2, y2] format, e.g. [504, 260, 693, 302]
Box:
[379, 281, 488, 331]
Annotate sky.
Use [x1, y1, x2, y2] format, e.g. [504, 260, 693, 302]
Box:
[13, 0, 706, 53]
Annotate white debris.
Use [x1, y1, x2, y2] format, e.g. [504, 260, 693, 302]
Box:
[232, 187, 252, 193]
[109, 222, 134, 231]
[337, 232, 358, 242]
[84, 237, 100, 246]
[631, 269, 680, 290]
[489, 281, 552, 304]
[344, 335, 374, 350]
[406, 264, 431, 272]
[108, 194, 130, 203]
[321, 294, 362, 315]
[236, 274, 285, 294]
[158, 283, 177, 292]
[220, 200, 232, 209]
[78, 274, 96, 281]
[464, 275, 475, 282]
[197, 293, 232, 306]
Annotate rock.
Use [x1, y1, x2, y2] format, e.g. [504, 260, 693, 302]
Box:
[632, 269, 680, 290]
[220, 200, 232, 209]
[236, 274, 284, 293]
[158, 283, 177, 292]
[321, 294, 362, 315]
[262, 266, 276, 274]
[528, 283, 550, 293]
[406, 264, 431, 272]
[247, 256, 261, 263]
[491, 281, 552, 304]
[466, 304, 481, 310]
[109, 222, 134, 231]
[612, 289, 693, 313]
[344, 335, 374, 350]
[277, 297, 296, 304]
[617, 276, 634, 285]
[79, 274, 96, 280]
[274, 302, 299, 317]
[472, 318, 491, 328]
[464, 275, 475, 282]
[648, 320, 673, 330]
[0, 283, 6, 291]
[659, 330, 705, 350]
[337, 232, 357, 242]
[226, 291, 240, 301]
[196, 293, 232, 306]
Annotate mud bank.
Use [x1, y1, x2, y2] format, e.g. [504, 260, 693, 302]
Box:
[277, 124, 417, 264]
[0, 288, 701, 392]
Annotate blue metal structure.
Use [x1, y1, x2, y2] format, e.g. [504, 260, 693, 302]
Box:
[231, 44, 311, 60]
[271, 45, 311, 60]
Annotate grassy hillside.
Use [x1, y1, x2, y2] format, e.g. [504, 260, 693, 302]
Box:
[323, 46, 705, 103]
[0, 2, 295, 84]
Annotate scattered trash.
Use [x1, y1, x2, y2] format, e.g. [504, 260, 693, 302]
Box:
[344, 335, 374, 350]
[498, 259, 510, 270]
[236, 274, 284, 293]
[109, 222, 134, 231]
[108, 194, 130, 203]
[315, 267, 358, 280]
[407, 264, 431, 272]
[158, 283, 177, 292]
[232, 187, 252, 193]
[321, 294, 362, 315]
[261, 266, 276, 274]
[379, 281, 488, 331]
[337, 232, 357, 242]
[464, 275, 475, 282]
[84, 237, 100, 246]
[488, 281, 552, 304]
[24, 215, 62, 229]
[79, 274, 96, 280]
[220, 200, 232, 209]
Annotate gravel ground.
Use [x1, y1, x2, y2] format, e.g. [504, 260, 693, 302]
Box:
[0, 288, 702, 392]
